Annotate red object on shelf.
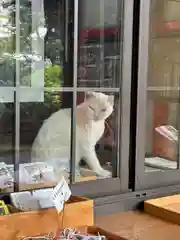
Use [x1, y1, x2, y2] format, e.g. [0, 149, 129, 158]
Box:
[80, 27, 120, 42]
[152, 103, 176, 161]
[155, 20, 180, 34]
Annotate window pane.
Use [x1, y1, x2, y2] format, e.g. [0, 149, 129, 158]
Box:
[145, 0, 180, 172]
[19, 90, 120, 186]
[78, 0, 122, 88]
[4, 0, 67, 89]
[0, 0, 126, 192]
[73, 91, 120, 182]
[0, 1, 15, 87]
[0, 103, 14, 192]
[0, 0, 70, 191]
[21, 91, 120, 186]
[20, 91, 72, 189]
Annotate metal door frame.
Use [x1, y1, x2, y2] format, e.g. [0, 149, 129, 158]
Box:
[71, 0, 134, 196]
[135, 0, 180, 190]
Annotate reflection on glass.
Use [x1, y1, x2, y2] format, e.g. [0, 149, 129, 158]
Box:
[75, 92, 119, 182]
[145, 0, 180, 172]
[0, 1, 15, 87]
[0, 0, 66, 192]
[21, 92, 72, 186]
[0, 103, 14, 191]
[0, 0, 64, 88]
[78, 0, 122, 87]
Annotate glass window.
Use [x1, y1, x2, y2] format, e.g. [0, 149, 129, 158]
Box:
[145, 0, 180, 172]
[164, 0, 180, 22]
[74, 91, 120, 182]
[0, 0, 132, 195]
[78, 0, 122, 88]
[0, 0, 67, 192]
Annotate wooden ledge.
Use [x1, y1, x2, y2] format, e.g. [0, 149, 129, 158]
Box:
[95, 210, 180, 240]
[144, 194, 180, 225]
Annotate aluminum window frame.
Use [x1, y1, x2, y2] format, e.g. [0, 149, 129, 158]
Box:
[135, 0, 180, 191]
[70, 0, 134, 197]
[0, 0, 134, 196]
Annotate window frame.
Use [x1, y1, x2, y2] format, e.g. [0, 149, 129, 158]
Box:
[70, 0, 134, 197]
[135, 0, 180, 191]
[0, 0, 134, 197]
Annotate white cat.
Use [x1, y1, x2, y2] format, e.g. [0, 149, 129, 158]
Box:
[31, 92, 114, 178]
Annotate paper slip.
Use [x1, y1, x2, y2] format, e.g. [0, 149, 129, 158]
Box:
[10, 192, 40, 211]
[23, 163, 54, 181]
[74, 234, 105, 240]
[0, 175, 13, 189]
[51, 176, 71, 213]
[155, 125, 178, 142]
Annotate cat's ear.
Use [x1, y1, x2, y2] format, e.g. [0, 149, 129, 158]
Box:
[85, 91, 96, 100]
[108, 95, 114, 105]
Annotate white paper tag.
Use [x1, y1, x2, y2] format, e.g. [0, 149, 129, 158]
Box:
[155, 125, 178, 142]
[0, 175, 13, 189]
[51, 176, 71, 213]
[23, 163, 54, 181]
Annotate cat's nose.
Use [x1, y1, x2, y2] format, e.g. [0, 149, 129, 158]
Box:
[94, 115, 99, 121]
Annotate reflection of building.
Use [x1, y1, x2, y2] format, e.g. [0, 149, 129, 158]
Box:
[78, 0, 121, 88]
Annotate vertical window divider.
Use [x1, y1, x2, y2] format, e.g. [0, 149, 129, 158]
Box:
[70, 0, 79, 183]
[14, 0, 20, 192]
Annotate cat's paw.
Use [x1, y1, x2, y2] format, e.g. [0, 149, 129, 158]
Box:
[96, 168, 112, 178]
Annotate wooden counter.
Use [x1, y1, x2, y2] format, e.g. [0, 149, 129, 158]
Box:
[96, 211, 180, 240]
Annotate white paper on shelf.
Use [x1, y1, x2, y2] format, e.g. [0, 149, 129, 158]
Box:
[155, 125, 178, 142]
[21, 162, 55, 183]
[10, 192, 40, 211]
[10, 188, 56, 210]
[0, 162, 13, 188]
[145, 157, 177, 169]
[0, 175, 13, 189]
[0, 159, 82, 191]
[33, 188, 54, 208]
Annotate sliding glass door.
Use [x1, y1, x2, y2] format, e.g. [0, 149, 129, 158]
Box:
[71, 0, 134, 196]
[0, 0, 134, 197]
[135, 0, 180, 190]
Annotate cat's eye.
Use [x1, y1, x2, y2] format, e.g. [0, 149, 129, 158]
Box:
[101, 108, 107, 112]
[89, 105, 95, 111]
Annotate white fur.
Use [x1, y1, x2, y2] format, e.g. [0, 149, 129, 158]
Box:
[31, 92, 114, 178]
